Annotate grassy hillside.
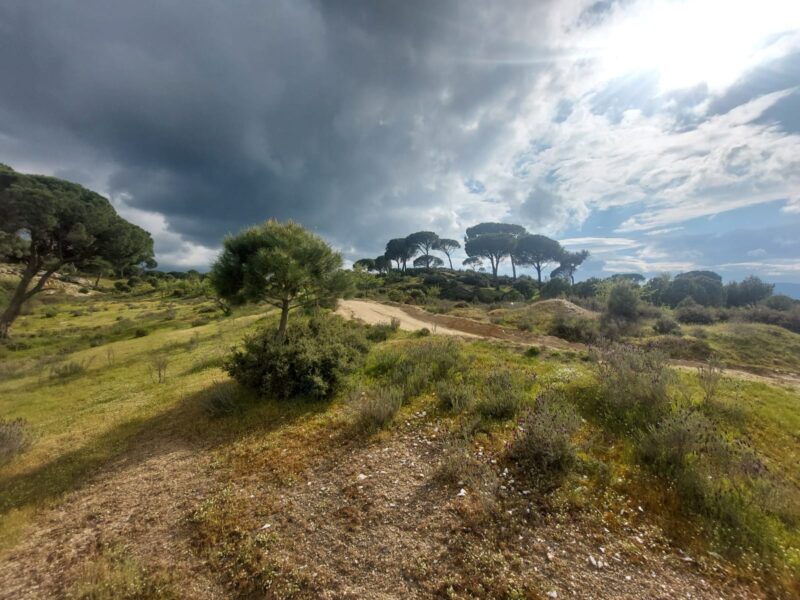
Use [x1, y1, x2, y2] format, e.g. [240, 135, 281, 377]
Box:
[1, 283, 799, 598]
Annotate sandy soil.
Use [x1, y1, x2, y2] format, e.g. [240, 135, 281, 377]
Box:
[336, 299, 480, 338]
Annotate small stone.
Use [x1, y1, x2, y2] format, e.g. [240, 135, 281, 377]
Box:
[457, 488, 467, 497]
[546, 591, 558, 599]
[357, 473, 368, 481]
[260, 523, 271, 530]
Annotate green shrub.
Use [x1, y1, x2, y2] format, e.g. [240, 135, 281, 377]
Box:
[653, 314, 681, 335]
[763, 295, 794, 311]
[589, 344, 673, 434]
[509, 394, 580, 492]
[225, 315, 369, 401]
[0, 418, 32, 464]
[547, 314, 598, 343]
[675, 297, 715, 324]
[113, 281, 131, 293]
[50, 358, 93, 380]
[524, 346, 541, 358]
[366, 319, 400, 342]
[475, 369, 530, 420]
[415, 327, 431, 337]
[606, 282, 639, 321]
[435, 378, 473, 412]
[133, 328, 148, 338]
[351, 386, 403, 433]
[387, 289, 404, 303]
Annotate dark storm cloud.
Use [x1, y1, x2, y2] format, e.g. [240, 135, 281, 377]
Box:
[0, 0, 561, 263]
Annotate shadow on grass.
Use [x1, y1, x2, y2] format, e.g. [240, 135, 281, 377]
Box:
[0, 381, 330, 518]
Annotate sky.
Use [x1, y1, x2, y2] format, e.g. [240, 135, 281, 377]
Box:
[1, 0, 799, 282]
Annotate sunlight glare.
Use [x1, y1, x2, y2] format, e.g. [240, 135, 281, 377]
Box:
[595, 0, 800, 92]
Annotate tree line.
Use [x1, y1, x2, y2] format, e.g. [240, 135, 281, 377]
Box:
[354, 223, 590, 285]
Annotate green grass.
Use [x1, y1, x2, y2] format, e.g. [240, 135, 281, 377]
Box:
[0, 288, 269, 547]
[704, 322, 800, 373]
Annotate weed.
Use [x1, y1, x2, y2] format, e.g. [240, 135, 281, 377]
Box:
[351, 386, 403, 433]
[508, 393, 580, 492]
[697, 358, 723, 404]
[435, 378, 473, 413]
[0, 418, 32, 464]
[589, 344, 673, 434]
[66, 547, 176, 600]
[475, 369, 530, 420]
[186, 332, 201, 351]
[150, 356, 168, 384]
[204, 380, 241, 418]
[50, 357, 94, 380]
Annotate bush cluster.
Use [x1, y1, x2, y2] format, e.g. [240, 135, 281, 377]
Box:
[547, 314, 598, 343]
[675, 298, 715, 324]
[652, 314, 681, 335]
[225, 315, 370, 401]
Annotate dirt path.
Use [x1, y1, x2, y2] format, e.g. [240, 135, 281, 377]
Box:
[0, 434, 224, 599]
[337, 299, 800, 388]
[336, 299, 480, 338]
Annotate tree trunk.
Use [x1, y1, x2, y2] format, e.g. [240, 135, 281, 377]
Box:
[0, 260, 39, 338]
[535, 264, 542, 285]
[446, 254, 453, 270]
[510, 255, 517, 280]
[276, 298, 290, 340]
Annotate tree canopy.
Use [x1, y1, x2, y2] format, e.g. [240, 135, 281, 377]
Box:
[384, 238, 415, 271]
[210, 220, 346, 338]
[405, 231, 439, 268]
[433, 238, 460, 269]
[551, 249, 589, 285]
[0, 164, 155, 337]
[515, 234, 563, 284]
[464, 232, 515, 281]
[413, 254, 443, 268]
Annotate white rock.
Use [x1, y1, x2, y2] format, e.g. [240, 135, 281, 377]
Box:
[260, 523, 272, 530]
[357, 473, 368, 481]
[457, 488, 467, 497]
[546, 592, 558, 599]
